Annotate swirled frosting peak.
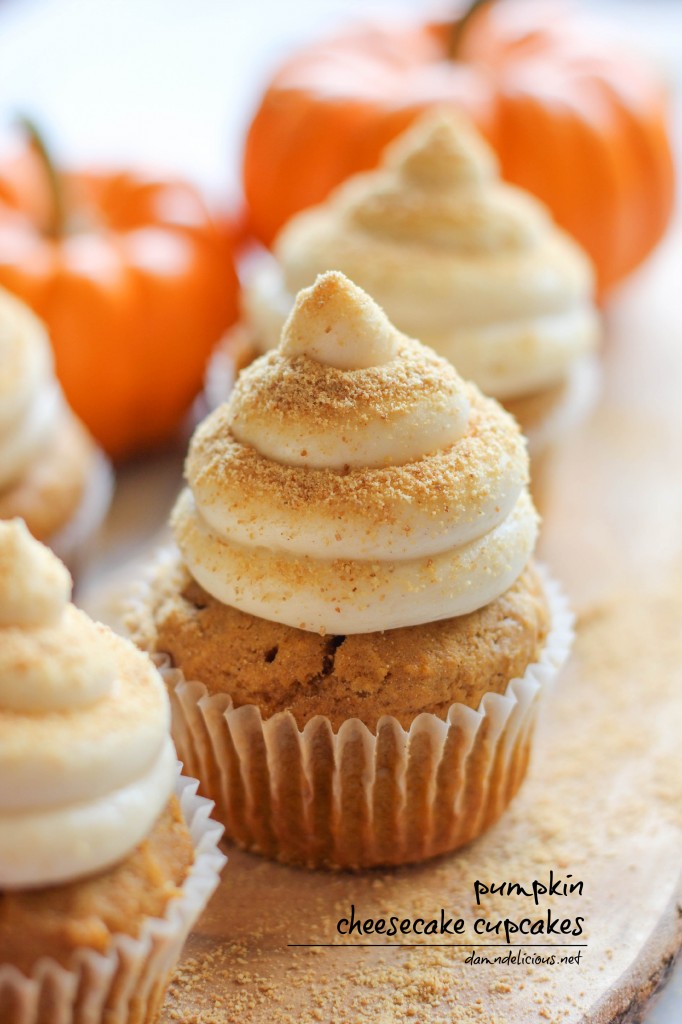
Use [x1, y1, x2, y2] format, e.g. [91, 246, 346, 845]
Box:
[0, 288, 63, 490]
[348, 110, 547, 252]
[280, 270, 398, 369]
[246, 112, 599, 401]
[0, 520, 176, 889]
[0, 519, 71, 628]
[232, 272, 470, 470]
[173, 272, 538, 635]
[387, 111, 497, 190]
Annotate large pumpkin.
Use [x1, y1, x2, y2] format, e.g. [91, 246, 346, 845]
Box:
[243, 0, 675, 294]
[0, 131, 239, 460]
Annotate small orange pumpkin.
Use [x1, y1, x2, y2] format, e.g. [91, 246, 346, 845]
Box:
[0, 127, 239, 460]
[243, 0, 675, 294]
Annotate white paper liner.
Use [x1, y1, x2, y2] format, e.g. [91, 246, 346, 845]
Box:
[524, 353, 602, 458]
[48, 447, 114, 580]
[204, 324, 259, 411]
[130, 554, 573, 870]
[509, 354, 601, 513]
[0, 768, 226, 1024]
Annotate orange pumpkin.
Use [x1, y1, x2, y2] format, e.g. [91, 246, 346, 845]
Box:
[0, 129, 239, 460]
[243, 0, 675, 294]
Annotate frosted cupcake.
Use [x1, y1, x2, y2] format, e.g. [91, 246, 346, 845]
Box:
[133, 272, 572, 870]
[0, 287, 112, 572]
[211, 113, 600, 502]
[0, 520, 225, 1024]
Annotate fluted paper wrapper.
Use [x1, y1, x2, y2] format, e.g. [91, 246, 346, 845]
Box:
[204, 324, 259, 411]
[49, 448, 114, 580]
[523, 354, 601, 512]
[524, 354, 601, 458]
[136, 564, 572, 870]
[0, 770, 226, 1024]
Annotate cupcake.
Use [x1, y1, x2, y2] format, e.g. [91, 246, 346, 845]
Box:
[0, 520, 225, 1023]
[0, 287, 112, 573]
[131, 271, 572, 870]
[210, 112, 600, 503]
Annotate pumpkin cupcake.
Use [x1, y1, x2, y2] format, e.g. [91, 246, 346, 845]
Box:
[0, 286, 112, 573]
[131, 272, 572, 870]
[0, 520, 225, 1024]
[211, 112, 600, 504]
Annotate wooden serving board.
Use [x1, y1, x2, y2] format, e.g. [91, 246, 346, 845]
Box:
[85, 219, 682, 1024]
[161, 579, 682, 1024]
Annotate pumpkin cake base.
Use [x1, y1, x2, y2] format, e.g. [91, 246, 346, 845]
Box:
[133, 557, 549, 730]
[0, 796, 194, 974]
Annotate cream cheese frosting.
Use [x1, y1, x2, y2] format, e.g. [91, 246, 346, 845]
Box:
[173, 272, 538, 634]
[0, 288, 64, 490]
[0, 520, 177, 889]
[244, 112, 599, 401]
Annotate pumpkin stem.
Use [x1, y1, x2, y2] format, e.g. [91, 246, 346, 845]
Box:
[17, 116, 67, 239]
[448, 0, 494, 59]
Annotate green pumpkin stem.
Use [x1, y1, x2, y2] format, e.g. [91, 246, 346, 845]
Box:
[448, 0, 494, 59]
[17, 116, 66, 239]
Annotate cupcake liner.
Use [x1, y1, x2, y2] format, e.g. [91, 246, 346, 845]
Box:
[524, 353, 601, 459]
[203, 325, 259, 411]
[0, 767, 226, 1024]
[48, 447, 114, 581]
[204, 326, 259, 411]
[131, 555, 573, 870]
[517, 354, 601, 513]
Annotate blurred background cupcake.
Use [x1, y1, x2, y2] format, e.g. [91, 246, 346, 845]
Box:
[0, 519, 225, 1024]
[129, 272, 573, 870]
[0, 287, 112, 575]
[210, 113, 601, 505]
